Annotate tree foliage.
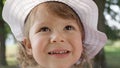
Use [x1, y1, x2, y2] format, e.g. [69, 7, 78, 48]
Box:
[106, 0, 120, 22]
[105, 0, 120, 40]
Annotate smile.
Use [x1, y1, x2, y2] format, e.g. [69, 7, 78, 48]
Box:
[48, 49, 71, 58]
[48, 50, 70, 55]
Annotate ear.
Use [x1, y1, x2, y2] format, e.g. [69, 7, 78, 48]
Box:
[22, 37, 32, 55]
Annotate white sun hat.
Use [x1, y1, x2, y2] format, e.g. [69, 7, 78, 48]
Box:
[2, 0, 107, 59]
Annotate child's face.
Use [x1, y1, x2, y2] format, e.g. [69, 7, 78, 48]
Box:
[28, 4, 83, 68]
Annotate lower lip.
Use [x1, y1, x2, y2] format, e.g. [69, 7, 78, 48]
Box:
[49, 53, 70, 58]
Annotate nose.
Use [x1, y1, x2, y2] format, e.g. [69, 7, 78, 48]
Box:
[50, 33, 65, 43]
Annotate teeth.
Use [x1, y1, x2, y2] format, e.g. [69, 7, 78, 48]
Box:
[48, 50, 69, 55]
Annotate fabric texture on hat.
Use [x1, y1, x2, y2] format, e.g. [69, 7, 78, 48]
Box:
[2, 0, 107, 59]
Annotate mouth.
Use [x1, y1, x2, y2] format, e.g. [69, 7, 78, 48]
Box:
[48, 49, 71, 58]
[48, 50, 70, 55]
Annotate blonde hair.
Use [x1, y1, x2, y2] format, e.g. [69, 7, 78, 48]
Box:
[17, 1, 92, 68]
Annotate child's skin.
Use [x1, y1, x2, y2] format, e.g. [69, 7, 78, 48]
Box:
[23, 4, 83, 68]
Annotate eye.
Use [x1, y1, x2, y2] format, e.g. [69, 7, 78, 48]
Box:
[39, 27, 50, 32]
[64, 25, 75, 31]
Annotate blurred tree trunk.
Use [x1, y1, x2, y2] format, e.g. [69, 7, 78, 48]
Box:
[0, 20, 7, 66]
[93, 0, 107, 68]
[0, 0, 8, 66]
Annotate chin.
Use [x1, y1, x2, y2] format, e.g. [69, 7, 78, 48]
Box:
[47, 63, 73, 68]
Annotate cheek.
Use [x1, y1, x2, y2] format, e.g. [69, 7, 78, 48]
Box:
[73, 38, 83, 63]
[31, 37, 44, 50]
[69, 33, 83, 48]
[30, 35, 49, 57]
[69, 33, 83, 56]
[30, 35, 49, 64]
[75, 40, 83, 56]
[73, 38, 83, 54]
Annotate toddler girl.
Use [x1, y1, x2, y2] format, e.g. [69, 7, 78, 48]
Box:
[2, 0, 107, 68]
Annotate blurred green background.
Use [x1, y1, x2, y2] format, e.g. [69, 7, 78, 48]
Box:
[0, 0, 120, 68]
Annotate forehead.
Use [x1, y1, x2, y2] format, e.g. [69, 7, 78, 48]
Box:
[31, 6, 77, 26]
[26, 2, 83, 29]
[31, 3, 48, 17]
[29, 2, 79, 20]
